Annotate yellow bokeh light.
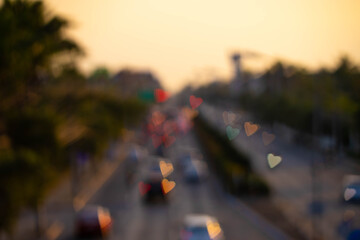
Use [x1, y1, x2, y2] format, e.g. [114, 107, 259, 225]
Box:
[206, 221, 222, 239]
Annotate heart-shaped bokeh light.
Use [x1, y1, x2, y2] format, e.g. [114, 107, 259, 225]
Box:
[267, 153, 282, 168]
[244, 122, 259, 136]
[189, 95, 203, 109]
[162, 179, 176, 194]
[154, 88, 169, 103]
[262, 132, 276, 146]
[226, 126, 240, 140]
[344, 188, 357, 201]
[223, 111, 237, 125]
[159, 160, 174, 177]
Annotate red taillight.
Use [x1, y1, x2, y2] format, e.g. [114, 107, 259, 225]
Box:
[138, 181, 151, 196]
[99, 216, 112, 232]
[180, 229, 192, 240]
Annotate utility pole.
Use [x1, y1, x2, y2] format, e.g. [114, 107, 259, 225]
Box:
[311, 90, 323, 240]
[311, 105, 318, 240]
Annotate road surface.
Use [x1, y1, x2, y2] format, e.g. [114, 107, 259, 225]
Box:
[56, 130, 285, 240]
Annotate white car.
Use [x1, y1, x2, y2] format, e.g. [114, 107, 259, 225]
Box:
[343, 175, 360, 203]
[180, 214, 225, 240]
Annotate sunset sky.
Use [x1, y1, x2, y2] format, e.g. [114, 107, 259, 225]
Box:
[45, 0, 360, 93]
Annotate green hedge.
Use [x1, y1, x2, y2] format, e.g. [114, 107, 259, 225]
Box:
[194, 115, 270, 196]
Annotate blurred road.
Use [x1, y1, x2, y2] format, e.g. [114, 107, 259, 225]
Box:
[12, 105, 293, 240]
[54, 130, 287, 240]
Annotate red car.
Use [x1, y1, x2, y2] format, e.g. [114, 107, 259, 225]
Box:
[75, 205, 113, 238]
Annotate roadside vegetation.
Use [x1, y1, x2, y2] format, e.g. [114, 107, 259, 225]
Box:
[239, 58, 360, 155]
[193, 115, 270, 196]
[192, 57, 360, 158]
[0, 0, 148, 237]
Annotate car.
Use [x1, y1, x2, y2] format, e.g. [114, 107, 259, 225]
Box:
[139, 165, 167, 203]
[180, 154, 192, 166]
[140, 174, 167, 203]
[139, 158, 176, 203]
[177, 150, 203, 170]
[343, 175, 360, 203]
[75, 205, 112, 238]
[347, 229, 360, 240]
[184, 159, 208, 183]
[344, 183, 360, 203]
[127, 145, 147, 163]
[180, 214, 225, 240]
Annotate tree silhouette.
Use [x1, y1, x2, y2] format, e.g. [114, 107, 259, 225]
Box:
[0, 0, 83, 109]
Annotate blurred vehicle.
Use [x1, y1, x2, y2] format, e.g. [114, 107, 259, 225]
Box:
[140, 165, 167, 203]
[124, 145, 147, 185]
[344, 183, 360, 203]
[184, 159, 208, 183]
[318, 136, 336, 153]
[75, 205, 113, 238]
[155, 144, 165, 157]
[180, 214, 225, 240]
[128, 145, 147, 163]
[343, 175, 360, 203]
[177, 154, 192, 170]
[176, 149, 203, 169]
[347, 229, 360, 240]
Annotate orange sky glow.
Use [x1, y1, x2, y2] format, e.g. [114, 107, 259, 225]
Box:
[45, 0, 360, 93]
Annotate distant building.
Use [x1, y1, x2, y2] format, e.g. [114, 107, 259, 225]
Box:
[112, 70, 162, 98]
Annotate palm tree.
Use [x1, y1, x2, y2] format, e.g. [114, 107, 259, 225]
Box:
[0, 0, 83, 237]
[0, 0, 83, 109]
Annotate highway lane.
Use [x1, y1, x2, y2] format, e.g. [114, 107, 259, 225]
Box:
[59, 129, 282, 240]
